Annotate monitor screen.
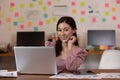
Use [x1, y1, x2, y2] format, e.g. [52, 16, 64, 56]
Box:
[87, 30, 116, 47]
[17, 31, 45, 46]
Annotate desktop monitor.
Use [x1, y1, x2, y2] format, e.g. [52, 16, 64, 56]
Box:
[87, 30, 116, 47]
[16, 31, 45, 46]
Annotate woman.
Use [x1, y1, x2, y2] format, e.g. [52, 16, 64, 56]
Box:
[45, 16, 88, 71]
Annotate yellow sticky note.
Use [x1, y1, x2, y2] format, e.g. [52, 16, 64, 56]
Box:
[20, 4, 25, 9]
[9, 7, 14, 11]
[80, 17, 85, 23]
[46, 19, 50, 24]
[99, 45, 104, 50]
[29, 3, 34, 8]
[19, 17, 24, 22]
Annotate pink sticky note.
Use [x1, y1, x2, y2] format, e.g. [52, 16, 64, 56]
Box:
[14, 12, 19, 17]
[71, 1, 76, 6]
[104, 45, 108, 50]
[10, 2, 15, 7]
[38, 21, 43, 26]
[20, 24, 24, 29]
[47, 1, 52, 6]
[116, 0, 120, 4]
[80, 10, 85, 15]
[112, 16, 117, 20]
[105, 3, 109, 7]
[117, 24, 120, 28]
[0, 6, 1, 11]
[92, 18, 96, 22]
[0, 20, 2, 25]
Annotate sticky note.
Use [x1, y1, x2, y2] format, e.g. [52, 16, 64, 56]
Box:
[43, 13, 48, 18]
[42, 6, 47, 11]
[46, 19, 50, 24]
[6, 18, 11, 22]
[112, 16, 117, 20]
[10, 2, 15, 7]
[38, 21, 43, 26]
[72, 9, 77, 14]
[80, 10, 85, 15]
[71, 1, 76, 6]
[0, 20, 2, 25]
[80, 17, 85, 23]
[9, 7, 14, 11]
[27, 21, 32, 26]
[117, 24, 120, 29]
[19, 17, 24, 22]
[38, 1, 43, 5]
[92, 18, 96, 22]
[7, 26, 12, 31]
[47, 1, 52, 6]
[13, 21, 18, 26]
[111, 7, 116, 12]
[32, 0, 37, 2]
[20, 4, 25, 9]
[104, 11, 109, 16]
[20, 24, 24, 29]
[80, 1, 85, 7]
[116, 0, 120, 4]
[29, 3, 34, 8]
[14, 12, 19, 17]
[104, 45, 108, 50]
[99, 45, 104, 50]
[52, 17, 57, 22]
[105, 3, 109, 7]
[87, 45, 94, 50]
[34, 26, 38, 31]
[102, 18, 106, 22]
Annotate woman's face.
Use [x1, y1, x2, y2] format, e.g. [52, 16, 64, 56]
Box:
[57, 22, 76, 43]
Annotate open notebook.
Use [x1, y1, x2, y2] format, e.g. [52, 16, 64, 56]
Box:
[14, 46, 59, 74]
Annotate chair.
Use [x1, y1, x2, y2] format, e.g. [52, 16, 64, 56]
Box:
[99, 50, 120, 69]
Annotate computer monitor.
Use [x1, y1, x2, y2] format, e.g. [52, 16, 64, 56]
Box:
[87, 30, 116, 47]
[16, 31, 45, 46]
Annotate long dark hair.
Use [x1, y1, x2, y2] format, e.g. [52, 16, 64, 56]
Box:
[55, 16, 79, 56]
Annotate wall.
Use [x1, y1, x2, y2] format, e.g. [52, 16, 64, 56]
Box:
[0, 0, 120, 48]
[0, 0, 120, 69]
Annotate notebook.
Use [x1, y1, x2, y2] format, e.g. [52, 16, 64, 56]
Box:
[14, 46, 59, 74]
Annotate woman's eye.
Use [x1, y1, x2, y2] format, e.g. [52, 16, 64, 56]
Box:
[58, 29, 61, 32]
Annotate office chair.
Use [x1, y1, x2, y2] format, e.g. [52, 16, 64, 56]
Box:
[99, 50, 120, 69]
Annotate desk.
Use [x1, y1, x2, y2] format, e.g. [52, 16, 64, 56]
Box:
[0, 69, 120, 80]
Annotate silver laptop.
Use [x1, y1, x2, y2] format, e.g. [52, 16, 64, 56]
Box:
[14, 46, 58, 74]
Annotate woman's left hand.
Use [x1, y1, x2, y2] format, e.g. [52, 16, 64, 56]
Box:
[68, 36, 76, 50]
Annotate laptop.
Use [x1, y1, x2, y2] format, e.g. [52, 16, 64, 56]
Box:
[14, 46, 59, 75]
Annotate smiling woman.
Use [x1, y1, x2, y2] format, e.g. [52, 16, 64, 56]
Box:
[45, 16, 88, 71]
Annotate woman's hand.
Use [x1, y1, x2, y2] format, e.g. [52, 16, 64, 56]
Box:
[68, 36, 76, 50]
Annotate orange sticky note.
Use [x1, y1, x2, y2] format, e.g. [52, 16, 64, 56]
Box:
[6, 18, 11, 22]
[27, 21, 32, 26]
[72, 9, 77, 14]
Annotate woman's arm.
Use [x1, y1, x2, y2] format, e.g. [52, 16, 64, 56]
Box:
[65, 47, 88, 71]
